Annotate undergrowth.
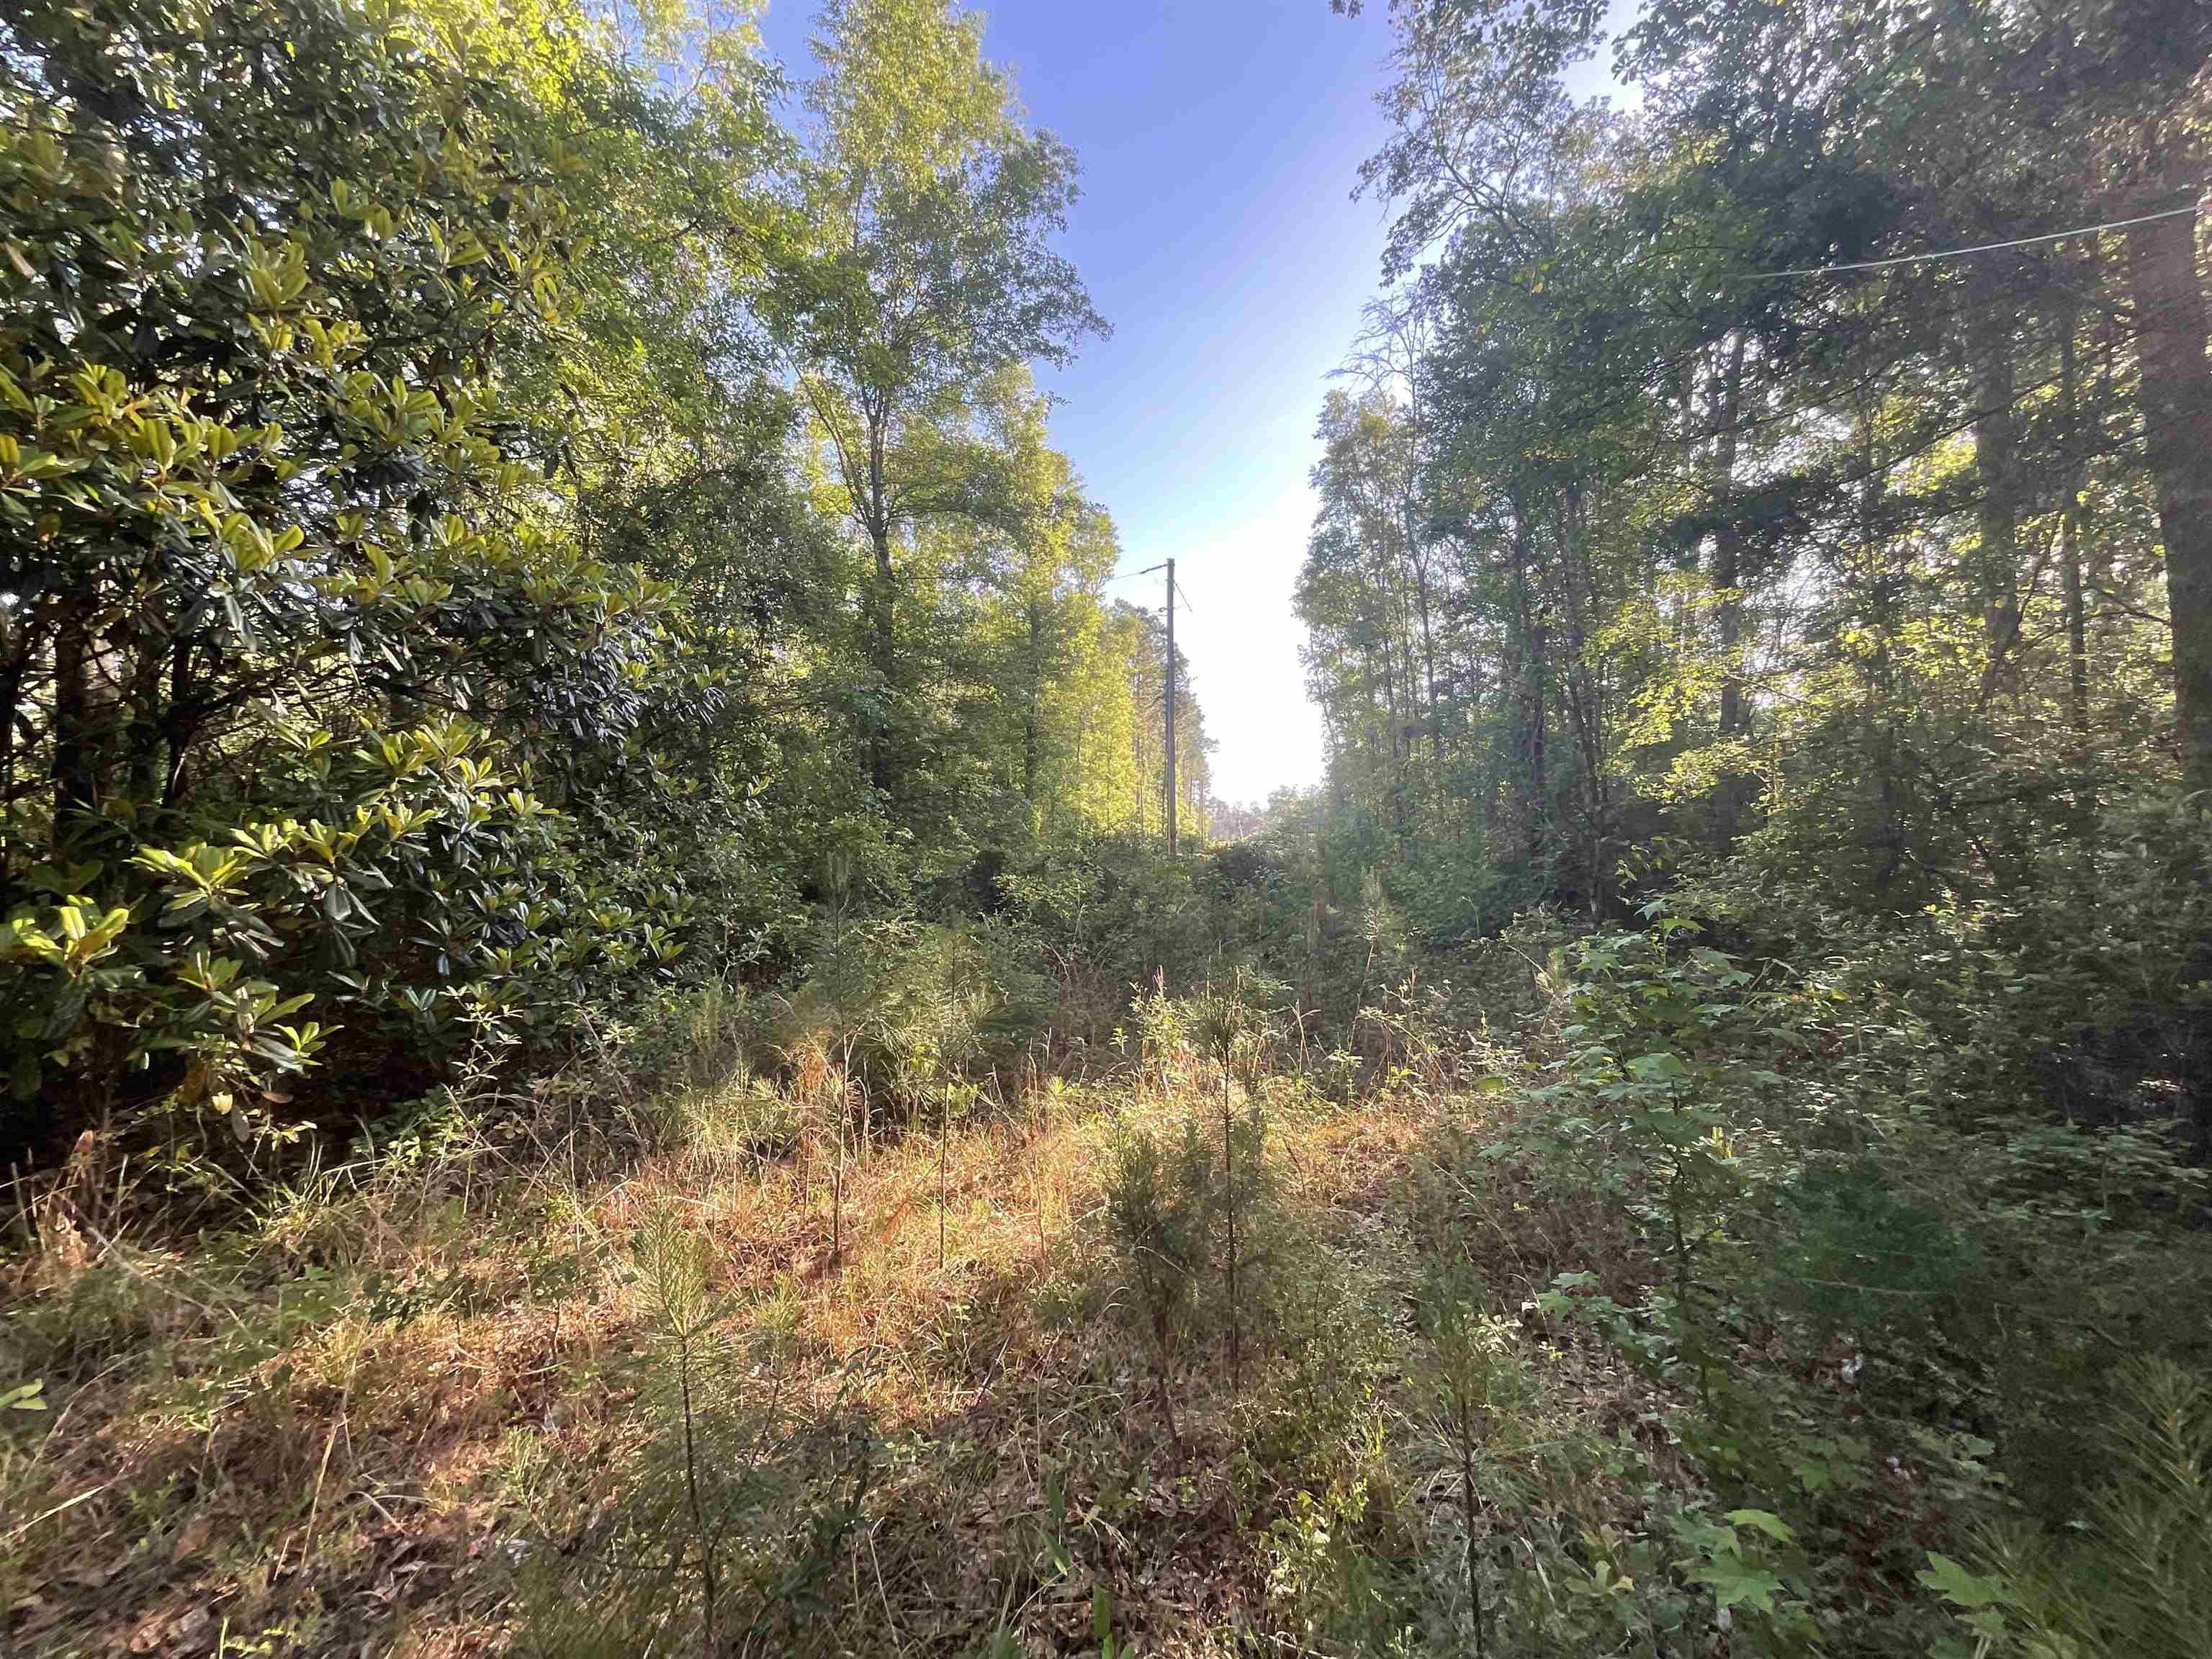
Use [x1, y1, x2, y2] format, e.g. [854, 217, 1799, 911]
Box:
[4, 903, 2208, 1658]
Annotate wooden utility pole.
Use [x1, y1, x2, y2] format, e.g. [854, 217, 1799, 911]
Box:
[1165, 556, 1177, 856]
[1123, 558, 1180, 856]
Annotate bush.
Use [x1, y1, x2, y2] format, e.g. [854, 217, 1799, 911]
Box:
[1926, 1360, 2212, 1659]
[0, 0, 716, 1165]
[1003, 834, 1215, 1036]
[1102, 1079, 1280, 1423]
[1103, 1114, 1213, 1435]
[506, 1208, 867, 1655]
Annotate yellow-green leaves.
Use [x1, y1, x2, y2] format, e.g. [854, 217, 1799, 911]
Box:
[242, 237, 311, 311]
[4, 904, 132, 976]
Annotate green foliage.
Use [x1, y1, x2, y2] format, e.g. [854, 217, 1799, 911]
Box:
[0, 0, 723, 1154]
[767, 0, 1107, 809]
[6, 2, 2209, 1655]
[0, 0, 1196, 1177]
[1304, 0, 2212, 1138]
[508, 1209, 867, 1657]
[1004, 834, 1216, 1035]
[1251, 1233, 1408, 1503]
[1525, 907, 1784, 1377]
[1408, 1253, 1525, 1657]
[1102, 1066, 1279, 1419]
[1467, 881, 2212, 1657]
[1103, 1112, 1213, 1406]
[1924, 1361, 2212, 1659]
[1262, 1464, 1424, 1656]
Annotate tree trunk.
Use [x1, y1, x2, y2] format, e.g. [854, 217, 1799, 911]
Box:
[1511, 498, 1547, 868]
[1416, 568, 1438, 765]
[1708, 334, 1756, 848]
[1968, 261, 2023, 691]
[2124, 202, 2212, 795]
[1382, 616, 1409, 860]
[124, 634, 166, 807]
[861, 397, 898, 801]
[1858, 407, 1908, 889]
[867, 517, 896, 798]
[2061, 307, 2089, 736]
[1711, 334, 1750, 739]
[51, 593, 101, 846]
[0, 606, 28, 878]
[1023, 603, 1042, 812]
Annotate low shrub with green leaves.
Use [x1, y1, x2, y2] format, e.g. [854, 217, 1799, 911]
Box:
[1922, 1359, 2212, 1659]
[505, 1210, 868, 1658]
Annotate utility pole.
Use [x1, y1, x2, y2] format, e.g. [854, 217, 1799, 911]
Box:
[1123, 559, 1180, 857]
[1164, 556, 1177, 857]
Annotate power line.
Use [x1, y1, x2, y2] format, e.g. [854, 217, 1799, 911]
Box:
[1722, 199, 2204, 282]
[1101, 560, 1169, 588]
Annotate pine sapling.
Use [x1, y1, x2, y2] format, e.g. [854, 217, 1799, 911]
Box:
[1421, 1256, 1522, 1659]
[1223, 1066, 1241, 1397]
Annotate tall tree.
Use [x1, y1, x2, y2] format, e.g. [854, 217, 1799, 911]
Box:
[1319, 0, 2201, 930]
[770, 0, 1104, 802]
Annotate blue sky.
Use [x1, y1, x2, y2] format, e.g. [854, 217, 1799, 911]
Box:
[753, 0, 1406, 804]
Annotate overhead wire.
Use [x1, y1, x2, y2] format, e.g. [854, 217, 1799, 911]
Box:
[1720, 199, 2205, 282]
[1101, 561, 1169, 586]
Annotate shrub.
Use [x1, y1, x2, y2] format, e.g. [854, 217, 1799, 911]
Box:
[1925, 1360, 2212, 1659]
[1103, 1115, 1212, 1438]
[507, 1209, 868, 1655]
[0, 0, 711, 1165]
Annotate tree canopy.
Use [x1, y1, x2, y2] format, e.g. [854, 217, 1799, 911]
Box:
[0, 0, 1202, 1156]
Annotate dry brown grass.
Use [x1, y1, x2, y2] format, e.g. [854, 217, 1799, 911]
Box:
[1, 1058, 1546, 1659]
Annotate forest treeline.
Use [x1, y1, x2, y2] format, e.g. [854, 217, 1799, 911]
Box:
[1297, 0, 2211, 1143]
[0, 0, 1218, 1162]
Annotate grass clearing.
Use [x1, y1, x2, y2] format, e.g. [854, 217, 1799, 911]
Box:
[7, 953, 2206, 1658]
[3, 1053, 1465, 1656]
